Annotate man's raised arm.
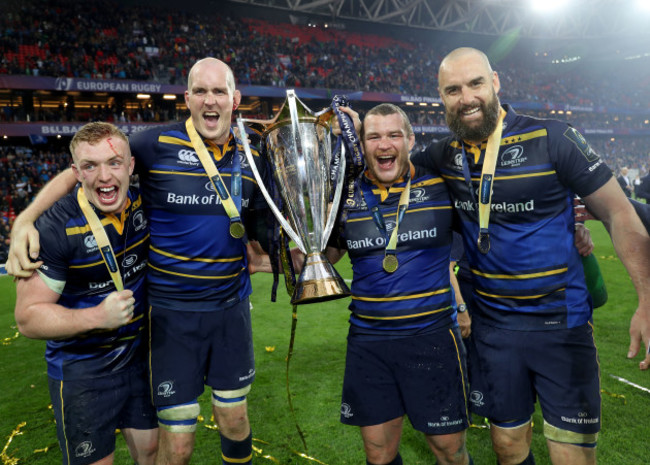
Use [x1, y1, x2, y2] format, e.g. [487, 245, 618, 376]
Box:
[6, 168, 77, 278]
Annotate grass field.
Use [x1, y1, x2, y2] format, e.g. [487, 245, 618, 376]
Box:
[1, 220, 649, 464]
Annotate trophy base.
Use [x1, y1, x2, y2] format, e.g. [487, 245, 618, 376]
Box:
[291, 252, 351, 305]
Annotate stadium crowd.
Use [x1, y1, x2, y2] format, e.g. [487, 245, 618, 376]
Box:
[1, 0, 650, 109]
[1, 0, 649, 244]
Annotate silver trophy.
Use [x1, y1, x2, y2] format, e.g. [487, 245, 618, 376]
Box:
[237, 90, 351, 304]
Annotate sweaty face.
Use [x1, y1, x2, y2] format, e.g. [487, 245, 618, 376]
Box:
[184, 61, 240, 144]
[438, 52, 502, 144]
[72, 137, 134, 214]
[362, 113, 414, 188]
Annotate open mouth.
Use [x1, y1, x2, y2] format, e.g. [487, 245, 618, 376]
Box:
[97, 186, 118, 204]
[203, 111, 220, 127]
[376, 155, 396, 170]
[460, 106, 482, 121]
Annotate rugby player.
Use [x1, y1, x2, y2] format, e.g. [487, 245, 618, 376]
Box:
[14, 122, 157, 465]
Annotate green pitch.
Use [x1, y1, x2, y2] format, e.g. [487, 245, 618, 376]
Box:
[1, 221, 649, 464]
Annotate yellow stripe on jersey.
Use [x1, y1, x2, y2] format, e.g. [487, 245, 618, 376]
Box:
[346, 205, 451, 223]
[70, 236, 149, 269]
[150, 245, 243, 263]
[471, 266, 568, 280]
[411, 177, 445, 188]
[148, 263, 246, 280]
[442, 170, 556, 183]
[353, 287, 450, 302]
[65, 197, 137, 236]
[148, 170, 257, 184]
[355, 305, 451, 320]
[502, 128, 548, 145]
[475, 287, 565, 300]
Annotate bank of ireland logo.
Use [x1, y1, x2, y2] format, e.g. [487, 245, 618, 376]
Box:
[132, 210, 146, 231]
[178, 149, 200, 166]
[55, 77, 73, 91]
[75, 441, 95, 458]
[340, 403, 354, 419]
[84, 235, 98, 251]
[469, 390, 484, 407]
[204, 181, 216, 192]
[157, 381, 176, 398]
[385, 220, 397, 233]
[500, 145, 526, 167]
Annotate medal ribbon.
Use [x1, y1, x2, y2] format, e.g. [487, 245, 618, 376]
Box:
[360, 173, 412, 269]
[185, 118, 244, 238]
[77, 187, 124, 291]
[473, 108, 506, 253]
[331, 95, 365, 209]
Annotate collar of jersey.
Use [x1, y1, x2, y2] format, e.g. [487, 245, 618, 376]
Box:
[82, 186, 133, 235]
[362, 162, 415, 202]
[204, 133, 234, 163]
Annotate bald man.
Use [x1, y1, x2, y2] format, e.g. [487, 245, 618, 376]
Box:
[413, 47, 650, 465]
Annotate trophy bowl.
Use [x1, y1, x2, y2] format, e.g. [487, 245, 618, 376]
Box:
[237, 90, 351, 304]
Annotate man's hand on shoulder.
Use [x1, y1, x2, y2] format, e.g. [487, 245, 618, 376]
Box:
[6, 219, 42, 278]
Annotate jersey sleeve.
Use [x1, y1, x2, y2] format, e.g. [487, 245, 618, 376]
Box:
[34, 203, 72, 285]
[548, 123, 613, 197]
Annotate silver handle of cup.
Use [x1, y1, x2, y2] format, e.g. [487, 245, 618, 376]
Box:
[235, 117, 306, 253]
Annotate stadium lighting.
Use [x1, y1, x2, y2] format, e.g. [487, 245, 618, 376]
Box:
[528, 0, 567, 13]
[137, 93, 151, 99]
[637, 0, 650, 11]
[163, 94, 176, 100]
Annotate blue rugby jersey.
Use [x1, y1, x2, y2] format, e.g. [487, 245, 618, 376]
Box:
[417, 104, 612, 330]
[35, 186, 149, 380]
[334, 164, 456, 338]
[129, 122, 268, 311]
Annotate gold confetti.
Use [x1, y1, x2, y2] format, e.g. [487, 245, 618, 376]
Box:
[265, 346, 276, 352]
[2, 331, 20, 346]
[1, 422, 26, 465]
[601, 389, 627, 404]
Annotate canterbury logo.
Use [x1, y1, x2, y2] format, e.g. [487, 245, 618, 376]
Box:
[84, 235, 98, 249]
[178, 149, 199, 164]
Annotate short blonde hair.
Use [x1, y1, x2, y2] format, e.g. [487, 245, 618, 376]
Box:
[69, 122, 129, 159]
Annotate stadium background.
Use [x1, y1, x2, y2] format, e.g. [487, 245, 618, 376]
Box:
[1, 1, 650, 463]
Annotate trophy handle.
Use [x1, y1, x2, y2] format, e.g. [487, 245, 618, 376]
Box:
[235, 117, 306, 252]
[321, 144, 346, 251]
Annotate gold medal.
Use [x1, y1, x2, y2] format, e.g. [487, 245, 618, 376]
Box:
[477, 232, 490, 254]
[229, 221, 246, 239]
[382, 254, 399, 273]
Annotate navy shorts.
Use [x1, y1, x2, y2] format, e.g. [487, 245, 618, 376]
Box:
[467, 322, 601, 435]
[48, 364, 157, 465]
[149, 298, 255, 407]
[341, 326, 470, 435]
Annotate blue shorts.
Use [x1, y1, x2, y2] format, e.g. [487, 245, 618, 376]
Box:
[467, 322, 601, 435]
[341, 325, 470, 435]
[149, 298, 255, 407]
[48, 364, 157, 465]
